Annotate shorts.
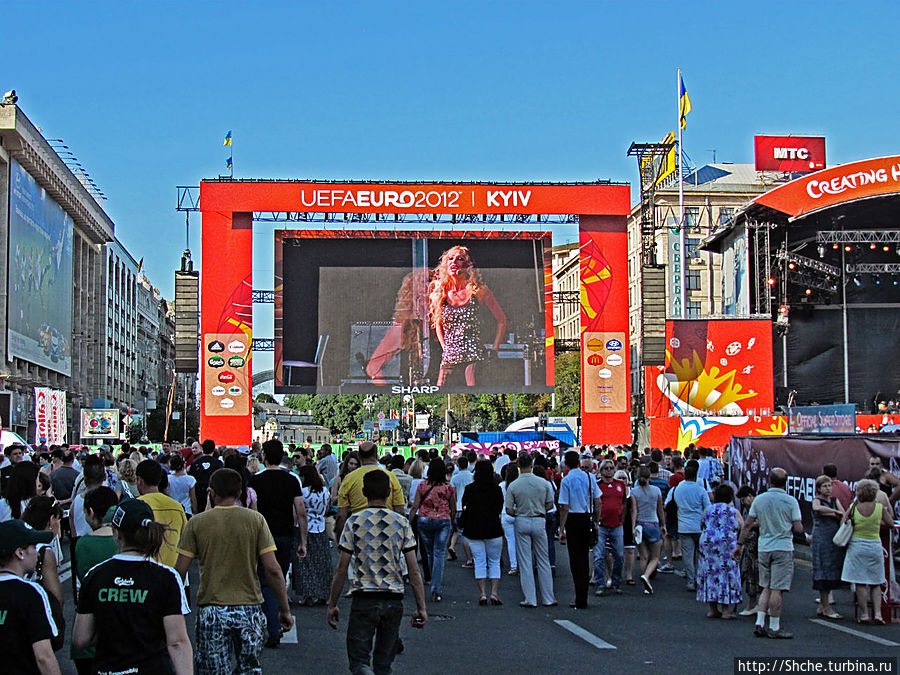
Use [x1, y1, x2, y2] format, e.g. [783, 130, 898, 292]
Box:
[758, 550, 794, 591]
[638, 522, 661, 544]
[196, 604, 266, 675]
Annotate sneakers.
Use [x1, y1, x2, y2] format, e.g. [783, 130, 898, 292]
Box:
[766, 628, 793, 639]
[657, 564, 674, 573]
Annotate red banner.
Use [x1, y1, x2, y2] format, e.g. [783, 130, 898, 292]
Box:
[201, 181, 631, 217]
[754, 155, 900, 218]
[754, 135, 825, 172]
[580, 216, 631, 444]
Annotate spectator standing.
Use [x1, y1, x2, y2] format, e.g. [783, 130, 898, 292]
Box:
[1, 460, 40, 522]
[737, 468, 804, 639]
[811, 475, 845, 619]
[558, 451, 601, 609]
[460, 459, 505, 605]
[176, 468, 293, 673]
[504, 453, 555, 607]
[293, 465, 332, 606]
[187, 439, 223, 513]
[822, 463, 853, 511]
[316, 443, 340, 488]
[167, 455, 197, 517]
[49, 449, 79, 508]
[593, 460, 628, 595]
[695, 484, 743, 619]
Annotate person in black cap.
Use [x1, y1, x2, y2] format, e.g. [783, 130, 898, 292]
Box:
[73, 498, 192, 674]
[0, 519, 61, 675]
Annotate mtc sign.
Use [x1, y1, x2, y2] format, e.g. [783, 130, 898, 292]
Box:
[754, 135, 826, 173]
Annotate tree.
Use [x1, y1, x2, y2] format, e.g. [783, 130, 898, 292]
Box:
[255, 393, 276, 403]
[553, 351, 581, 416]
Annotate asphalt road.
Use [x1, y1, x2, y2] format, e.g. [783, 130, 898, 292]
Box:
[55, 542, 898, 674]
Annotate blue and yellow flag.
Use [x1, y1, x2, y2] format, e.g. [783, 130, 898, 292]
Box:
[679, 75, 692, 130]
[226, 156, 233, 170]
[224, 130, 232, 146]
[137, 257, 144, 273]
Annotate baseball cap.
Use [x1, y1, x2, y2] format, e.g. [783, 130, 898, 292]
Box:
[236, 445, 251, 455]
[0, 519, 54, 556]
[111, 498, 155, 533]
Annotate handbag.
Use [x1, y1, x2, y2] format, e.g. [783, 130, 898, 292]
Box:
[410, 484, 436, 529]
[832, 502, 855, 547]
[34, 544, 65, 651]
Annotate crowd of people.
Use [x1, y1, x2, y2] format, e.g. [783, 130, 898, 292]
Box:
[0, 436, 897, 673]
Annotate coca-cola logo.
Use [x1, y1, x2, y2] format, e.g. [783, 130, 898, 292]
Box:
[218, 371, 236, 383]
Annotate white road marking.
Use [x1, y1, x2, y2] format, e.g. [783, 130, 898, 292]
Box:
[281, 621, 298, 644]
[553, 619, 616, 650]
[809, 618, 899, 647]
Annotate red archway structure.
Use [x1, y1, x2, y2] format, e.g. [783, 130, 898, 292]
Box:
[199, 180, 632, 446]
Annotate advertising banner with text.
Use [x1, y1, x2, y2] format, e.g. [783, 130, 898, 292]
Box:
[580, 216, 631, 444]
[754, 135, 826, 173]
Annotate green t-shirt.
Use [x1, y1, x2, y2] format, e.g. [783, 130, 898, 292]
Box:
[72, 532, 119, 659]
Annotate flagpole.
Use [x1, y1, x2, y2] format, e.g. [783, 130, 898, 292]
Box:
[678, 68, 686, 319]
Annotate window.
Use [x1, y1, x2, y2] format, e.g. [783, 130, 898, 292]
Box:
[719, 207, 736, 226]
[686, 301, 701, 318]
[686, 237, 702, 258]
[686, 269, 702, 290]
[684, 207, 701, 229]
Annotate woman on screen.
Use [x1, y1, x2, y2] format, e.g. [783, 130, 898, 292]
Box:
[429, 246, 506, 387]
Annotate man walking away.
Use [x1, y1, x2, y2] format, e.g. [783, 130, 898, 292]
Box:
[737, 468, 804, 639]
[665, 459, 710, 591]
[176, 468, 293, 674]
[136, 459, 188, 569]
[449, 455, 474, 565]
[558, 451, 601, 609]
[188, 439, 223, 513]
[504, 452, 555, 607]
[249, 439, 308, 648]
[328, 470, 427, 675]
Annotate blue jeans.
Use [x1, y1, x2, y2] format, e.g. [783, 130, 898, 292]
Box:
[417, 517, 452, 594]
[545, 511, 559, 568]
[346, 593, 404, 675]
[593, 525, 623, 588]
[258, 535, 294, 640]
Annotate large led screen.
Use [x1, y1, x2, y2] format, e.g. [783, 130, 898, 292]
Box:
[275, 230, 554, 394]
[7, 159, 74, 376]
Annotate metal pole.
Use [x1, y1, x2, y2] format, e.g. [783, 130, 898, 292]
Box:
[841, 247, 849, 403]
[678, 68, 686, 318]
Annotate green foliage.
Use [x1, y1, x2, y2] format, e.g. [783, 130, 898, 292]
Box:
[553, 351, 581, 416]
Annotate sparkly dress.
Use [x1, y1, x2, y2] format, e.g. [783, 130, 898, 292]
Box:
[440, 297, 483, 366]
[696, 502, 743, 605]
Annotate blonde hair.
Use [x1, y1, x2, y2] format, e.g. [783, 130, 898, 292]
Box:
[408, 459, 425, 480]
[117, 458, 137, 483]
[854, 478, 879, 502]
[247, 457, 261, 474]
[428, 246, 483, 331]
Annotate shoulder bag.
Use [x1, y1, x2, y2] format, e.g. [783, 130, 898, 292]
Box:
[832, 502, 856, 547]
[410, 484, 436, 529]
[34, 544, 65, 651]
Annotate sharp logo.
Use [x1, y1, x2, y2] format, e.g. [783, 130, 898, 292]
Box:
[773, 147, 810, 160]
[391, 385, 440, 394]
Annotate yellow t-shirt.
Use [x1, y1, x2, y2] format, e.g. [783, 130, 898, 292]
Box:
[177, 505, 277, 606]
[138, 492, 187, 568]
[338, 466, 405, 514]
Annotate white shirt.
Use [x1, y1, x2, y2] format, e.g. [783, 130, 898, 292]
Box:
[450, 469, 474, 510]
[494, 455, 511, 476]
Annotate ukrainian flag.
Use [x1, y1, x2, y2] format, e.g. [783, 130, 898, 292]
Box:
[679, 75, 692, 130]
[226, 156, 233, 170]
[224, 130, 232, 146]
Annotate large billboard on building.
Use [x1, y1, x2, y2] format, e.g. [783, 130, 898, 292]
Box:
[274, 230, 553, 394]
[754, 135, 826, 173]
[721, 221, 750, 316]
[7, 159, 74, 376]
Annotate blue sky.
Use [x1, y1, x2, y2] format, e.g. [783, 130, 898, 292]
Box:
[5, 0, 899, 305]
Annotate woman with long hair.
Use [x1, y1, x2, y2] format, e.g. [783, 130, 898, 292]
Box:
[632, 465, 665, 594]
[293, 465, 332, 605]
[220, 454, 258, 510]
[166, 454, 197, 517]
[461, 460, 504, 605]
[22, 496, 65, 610]
[1, 460, 40, 521]
[410, 458, 457, 602]
[429, 246, 507, 387]
[117, 458, 138, 499]
[406, 458, 430, 581]
[330, 452, 360, 505]
[73, 499, 192, 674]
[500, 464, 519, 575]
